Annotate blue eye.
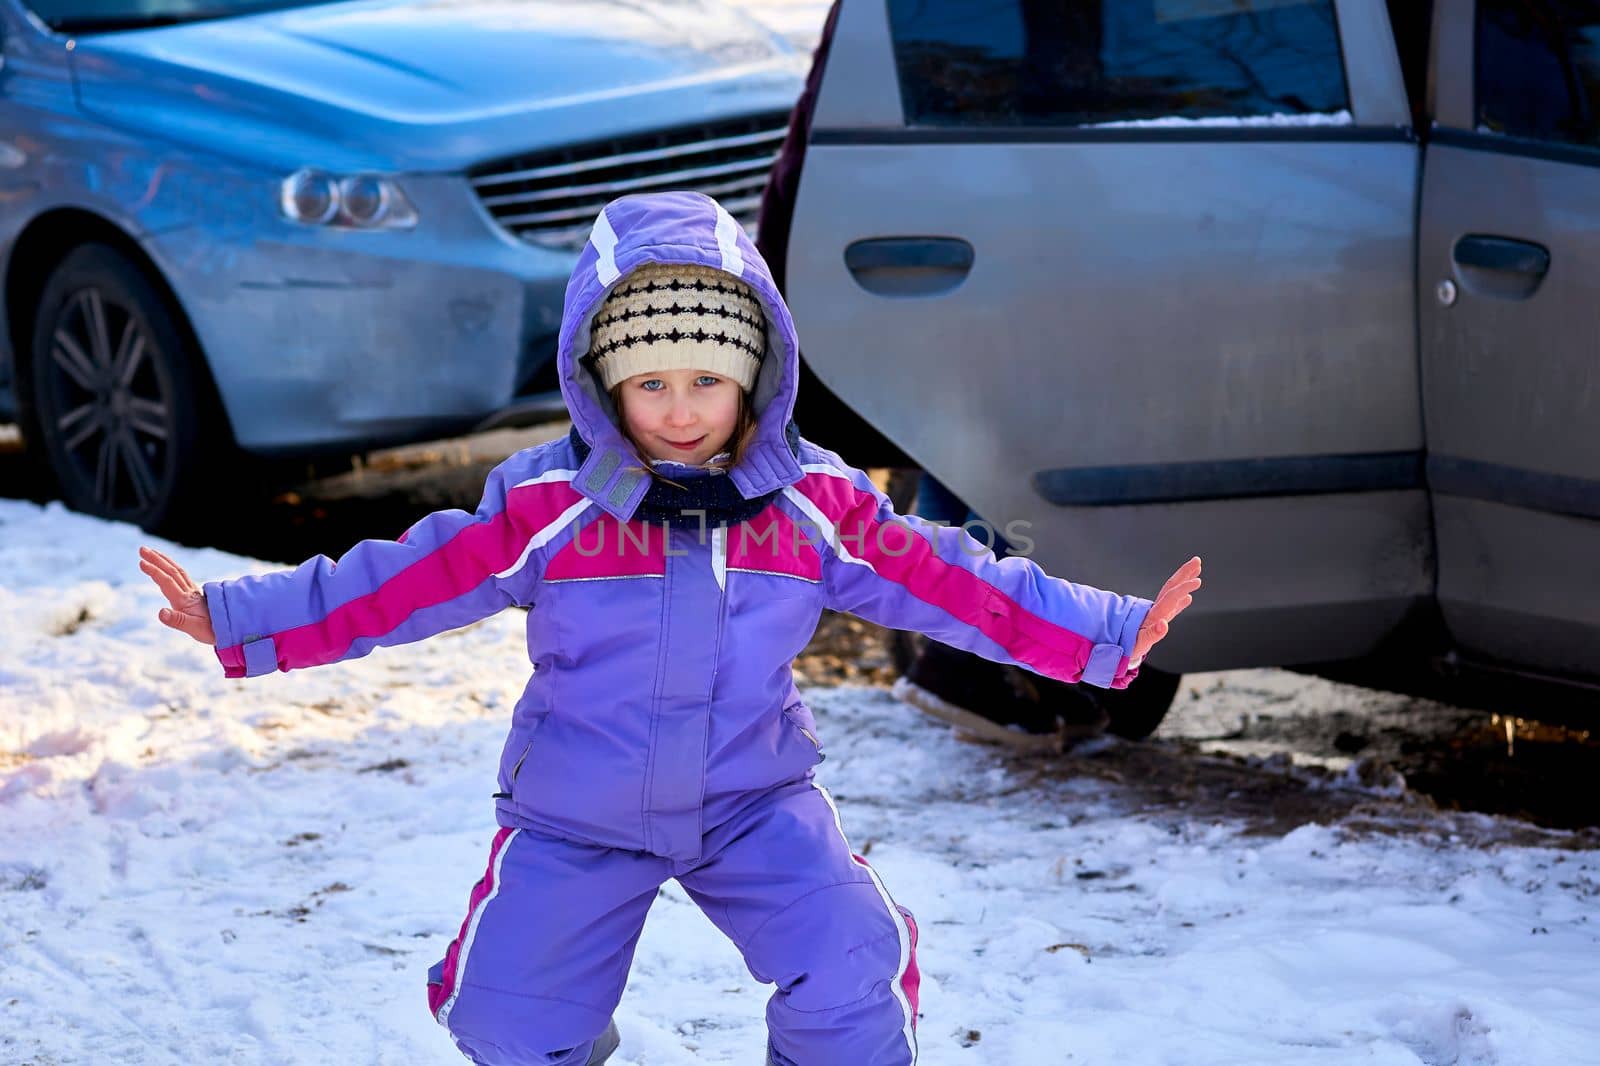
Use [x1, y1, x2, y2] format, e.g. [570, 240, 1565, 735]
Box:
[696, 375, 721, 387]
[640, 379, 663, 392]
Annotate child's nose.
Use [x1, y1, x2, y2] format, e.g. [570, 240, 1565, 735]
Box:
[666, 398, 695, 425]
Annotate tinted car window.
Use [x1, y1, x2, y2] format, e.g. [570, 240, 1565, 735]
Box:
[886, 0, 1349, 127]
[1477, 0, 1600, 147]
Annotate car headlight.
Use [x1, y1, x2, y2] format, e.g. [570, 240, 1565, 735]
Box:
[279, 169, 418, 230]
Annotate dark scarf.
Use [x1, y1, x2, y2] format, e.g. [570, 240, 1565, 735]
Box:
[568, 424, 798, 530]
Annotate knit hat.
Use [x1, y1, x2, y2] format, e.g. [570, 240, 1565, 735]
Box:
[587, 263, 766, 392]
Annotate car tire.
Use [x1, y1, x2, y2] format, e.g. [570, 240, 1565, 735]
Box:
[888, 629, 925, 677]
[1089, 666, 1182, 741]
[889, 618, 1183, 741]
[20, 243, 230, 534]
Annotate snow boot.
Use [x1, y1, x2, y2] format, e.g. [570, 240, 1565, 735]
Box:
[587, 1018, 620, 1065]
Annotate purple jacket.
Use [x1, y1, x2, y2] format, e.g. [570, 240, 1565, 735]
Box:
[204, 192, 1152, 863]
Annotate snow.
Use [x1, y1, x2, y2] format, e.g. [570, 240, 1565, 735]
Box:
[1090, 109, 1356, 129]
[3, 496, 1598, 1065]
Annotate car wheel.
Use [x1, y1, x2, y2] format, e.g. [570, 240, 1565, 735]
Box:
[883, 466, 1183, 739]
[889, 614, 1183, 740]
[1090, 666, 1182, 740]
[23, 244, 227, 533]
[888, 629, 925, 676]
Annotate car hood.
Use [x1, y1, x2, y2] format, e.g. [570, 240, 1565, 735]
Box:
[70, 0, 799, 171]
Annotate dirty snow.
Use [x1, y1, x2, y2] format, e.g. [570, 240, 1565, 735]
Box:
[1, 498, 1596, 1066]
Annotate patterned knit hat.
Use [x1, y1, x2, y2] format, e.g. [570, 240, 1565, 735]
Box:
[587, 263, 766, 392]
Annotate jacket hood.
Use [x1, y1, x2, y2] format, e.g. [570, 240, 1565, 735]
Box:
[557, 191, 803, 520]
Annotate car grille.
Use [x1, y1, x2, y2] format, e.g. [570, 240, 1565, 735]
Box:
[469, 112, 791, 249]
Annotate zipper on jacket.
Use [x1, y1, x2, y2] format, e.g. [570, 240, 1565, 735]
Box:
[510, 739, 533, 782]
[710, 525, 729, 694]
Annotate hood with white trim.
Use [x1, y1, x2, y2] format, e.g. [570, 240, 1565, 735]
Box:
[556, 191, 804, 521]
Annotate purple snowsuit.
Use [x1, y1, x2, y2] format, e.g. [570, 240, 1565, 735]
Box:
[202, 191, 1153, 1065]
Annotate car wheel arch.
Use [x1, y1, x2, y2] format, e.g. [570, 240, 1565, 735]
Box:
[6, 208, 236, 449]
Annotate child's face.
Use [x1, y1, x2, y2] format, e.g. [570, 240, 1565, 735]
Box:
[617, 368, 742, 466]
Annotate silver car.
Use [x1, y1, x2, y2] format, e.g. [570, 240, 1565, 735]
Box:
[0, 0, 804, 531]
[786, 0, 1600, 730]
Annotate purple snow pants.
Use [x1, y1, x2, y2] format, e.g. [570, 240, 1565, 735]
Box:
[426, 778, 921, 1065]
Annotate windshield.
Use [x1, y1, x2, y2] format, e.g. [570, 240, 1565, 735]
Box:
[31, 0, 347, 33]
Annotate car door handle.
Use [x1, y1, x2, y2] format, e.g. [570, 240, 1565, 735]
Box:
[843, 237, 974, 296]
[1449, 235, 1549, 301]
[1452, 235, 1550, 277]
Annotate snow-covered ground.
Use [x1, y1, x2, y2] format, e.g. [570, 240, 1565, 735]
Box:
[2, 497, 1598, 1066]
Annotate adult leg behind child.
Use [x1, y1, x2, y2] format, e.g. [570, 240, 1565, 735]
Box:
[427, 826, 670, 1065]
[678, 778, 921, 1066]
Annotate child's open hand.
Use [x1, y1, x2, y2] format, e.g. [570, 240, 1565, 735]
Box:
[138, 545, 216, 646]
[1130, 556, 1202, 669]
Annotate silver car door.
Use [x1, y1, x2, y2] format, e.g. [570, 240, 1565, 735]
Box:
[787, 0, 1426, 673]
[1418, 0, 1600, 679]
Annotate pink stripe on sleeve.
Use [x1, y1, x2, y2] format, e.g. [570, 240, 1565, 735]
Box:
[796, 472, 1097, 681]
[269, 479, 583, 670]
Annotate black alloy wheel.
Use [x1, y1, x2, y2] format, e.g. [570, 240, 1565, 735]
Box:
[25, 244, 224, 532]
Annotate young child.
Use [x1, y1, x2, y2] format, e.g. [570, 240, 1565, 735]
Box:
[138, 190, 1200, 1066]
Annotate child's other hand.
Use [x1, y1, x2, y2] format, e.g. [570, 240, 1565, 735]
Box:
[138, 545, 217, 646]
[1130, 556, 1202, 668]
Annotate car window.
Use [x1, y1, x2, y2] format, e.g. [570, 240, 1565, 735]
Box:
[885, 0, 1349, 127]
[1476, 0, 1600, 147]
